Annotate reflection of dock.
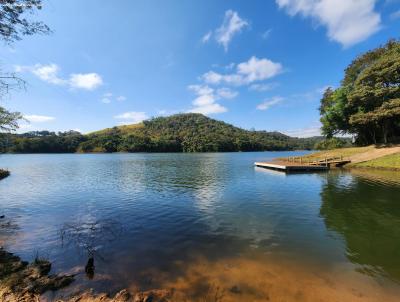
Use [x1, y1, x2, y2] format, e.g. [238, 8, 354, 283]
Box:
[255, 156, 350, 173]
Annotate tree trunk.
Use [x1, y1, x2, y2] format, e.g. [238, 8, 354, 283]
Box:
[382, 122, 388, 144]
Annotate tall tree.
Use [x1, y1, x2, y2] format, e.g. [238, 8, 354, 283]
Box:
[0, 0, 50, 132]
[319, 39, 400, 145]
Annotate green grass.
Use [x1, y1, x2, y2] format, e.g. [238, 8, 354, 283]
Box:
[301, 146, 374, 160]
[353, 153, 400, 170]
[89, 122, 144, 135]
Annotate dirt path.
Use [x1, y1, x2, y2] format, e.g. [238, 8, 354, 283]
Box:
[349, 146, 400, 163]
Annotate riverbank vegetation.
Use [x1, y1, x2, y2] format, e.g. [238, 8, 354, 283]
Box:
[0, 113, 329, 153]
[319, 40, 400, 145]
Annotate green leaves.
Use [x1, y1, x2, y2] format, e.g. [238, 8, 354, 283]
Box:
[0, 106, 23, 132]
[319, 40, 400, 145]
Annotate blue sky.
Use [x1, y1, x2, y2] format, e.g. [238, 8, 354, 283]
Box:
[1, 0, 399, 136]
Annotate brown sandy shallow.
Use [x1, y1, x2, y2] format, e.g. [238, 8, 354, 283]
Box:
[37, 252, 400, 302]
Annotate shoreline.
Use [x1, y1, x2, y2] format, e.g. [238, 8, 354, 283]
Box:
[0, 247, 170, 302]
[298, 145, 400, 171]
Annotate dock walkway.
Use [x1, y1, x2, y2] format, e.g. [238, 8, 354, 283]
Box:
[255, 156, 351, 172]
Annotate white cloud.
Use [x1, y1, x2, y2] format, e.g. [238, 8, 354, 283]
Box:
[202, 31, 212, 43]
[15, 63, 103, 90]
[256, 96, 284, 110]
[100, 93, 126, 103]
[24, 114, 55, 122]
[217, 87, 238, 99]
[157, 109, 181, 116]
[31, 64, 65, 85]
[202, 56, 283, 86]
[215, 10, 248, 51]
[101, 92, 113, 103]
[69, 73, 103, 90]
[188, 84, 214, 96]
[237, 56, 282, 82]
[202, 71, 224, 84]
[283, 126, 321, 137]
[114, 111, 148, 124]
[190, 103, 227, 115]
[187, 84, 236, 115]
[276, 0, 381, 47]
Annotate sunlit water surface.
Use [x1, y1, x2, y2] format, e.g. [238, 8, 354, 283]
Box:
[1, 152, 400, 301]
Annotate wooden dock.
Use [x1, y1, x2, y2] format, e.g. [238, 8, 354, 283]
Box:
[255, 161, 329, 172]
[255, 156, 351, 173]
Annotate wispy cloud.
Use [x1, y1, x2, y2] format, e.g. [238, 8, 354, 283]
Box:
[202, 56, 283, 86]
[114, 111, 148, 124]
[276, 0, 381, 47]
[116, 96, 126, 102]
[215, 10, 248, 51]
[100, 93, 126, 104]
[15, 63, 103, 90]
[261, 29, 272, 39]
[249, 82, 279, 92]
[24, 114, 55, 122]
[256, 96, 284, 110]
[216, 87, 238, 99]
[202, 31, 212, 43]
[202, 10, 248, 51]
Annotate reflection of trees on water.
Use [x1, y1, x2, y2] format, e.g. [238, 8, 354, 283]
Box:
[320, 172, 400, 281]
[60, 219, 123, 279]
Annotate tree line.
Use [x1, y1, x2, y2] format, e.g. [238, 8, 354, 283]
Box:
[1, 114, 334, 153]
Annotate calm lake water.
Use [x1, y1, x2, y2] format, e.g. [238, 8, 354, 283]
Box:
[1, 152, 400, 301]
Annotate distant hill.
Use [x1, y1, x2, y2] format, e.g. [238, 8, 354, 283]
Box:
[1, 113, 327, 153]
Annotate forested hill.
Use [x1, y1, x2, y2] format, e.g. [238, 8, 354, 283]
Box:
[1, 113, 326, 153]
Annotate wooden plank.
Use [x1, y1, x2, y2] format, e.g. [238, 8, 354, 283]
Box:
[254, 162, 329, 172]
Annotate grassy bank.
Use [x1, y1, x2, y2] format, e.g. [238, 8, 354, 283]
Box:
[0, 169, 10, 180]
[300, 145, 400, 170]
[352, 153, 400, 170]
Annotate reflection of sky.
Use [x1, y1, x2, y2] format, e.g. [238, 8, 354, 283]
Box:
[2, 152, 400, 290]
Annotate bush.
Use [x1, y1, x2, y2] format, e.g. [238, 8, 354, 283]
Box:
[314, 138, 350, 150]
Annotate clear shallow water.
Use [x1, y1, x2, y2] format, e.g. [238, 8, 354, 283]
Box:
[1, 152, 400, 301]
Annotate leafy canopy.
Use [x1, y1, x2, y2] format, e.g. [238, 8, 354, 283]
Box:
[319, 40, 400, 145]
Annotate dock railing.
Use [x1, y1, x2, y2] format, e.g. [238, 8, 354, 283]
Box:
[282, 155, 348, 167]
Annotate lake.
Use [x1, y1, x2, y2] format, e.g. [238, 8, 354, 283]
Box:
[1, 152, 400, 301]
